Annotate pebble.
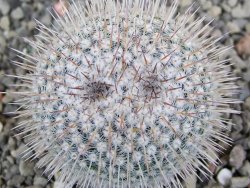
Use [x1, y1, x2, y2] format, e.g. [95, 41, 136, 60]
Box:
[239, 161, 250, 176]
[200, 0, 212, 10]
[217, 168, 232, 186]
[226, 22, 240, 33]
[7, 174, 25, 186]
[246, 23, 250, 33]
[229, 145, 246, 169]
[25, 175, 34, 185]
[0, 121, 3, 133]
[19, 160, 35, 176]
[0, 0, 10, 15]
[221, 3, 231, 13]
[0, 16, 10, 31]
[27, 21, 36, 31]
[53, 181, 65, 188]
[244, 96, 250, 110]
[33, 175, 48, 187]
[40, 13, 52, 26]
[228, 0, 237, 7]
[8, 137, 15, 150]
[10, 163, 19, 173]
[11, 7, 24, 20]
[231, 3, 250, 18]
[231, 177, 250, 188]
[0, 35, 6, 53]
[208, 6, 222, 17]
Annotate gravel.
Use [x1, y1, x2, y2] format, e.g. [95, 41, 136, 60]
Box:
[0, 0, 250, 188]
[239, 160, 250, 176]
[229, 145, 246, 169]
[208, 6, 222, 17]
[0, 0, 10, 15]
[231, 177, 250, 188]
[228, 0, 237, 7]
[217, 168, 232, 186]
[10, 7, 24, 20]
[33, 176, 48, 187]
[0, 16, 10, 31]
[227, 21, 241, 33]
[19, 160, 35, 177]
[0, 121, 3, 133]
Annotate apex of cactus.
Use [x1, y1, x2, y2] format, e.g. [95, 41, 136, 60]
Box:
[11, 0, 240, 187]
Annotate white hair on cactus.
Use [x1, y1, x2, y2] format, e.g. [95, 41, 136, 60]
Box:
[8, 0, 241, 187]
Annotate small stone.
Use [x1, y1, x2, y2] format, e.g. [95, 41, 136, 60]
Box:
[234, 19, 248, 30]
[0, 35, 6, 53]
[228, 0, 237, 7]
[25, 175, 34, 185]
[7, 175, 25, 186]
[0, 121, 3, 133]
[33, 176, 48, 186]
[40, 13, 52, 26]
[221, 3, 231, 13]
[244, 96, 250, 110]
[8, 137, 16, 150]
[222, 13, 232, 21]
[226, 22, 240, 33]
[19, 160, 35, 176]
[217, 168, 232, 186]
[235, 34, 250, 57]
[27, 21, 36, 31]
[200, 0, 212, 10]
[0, 0, 10, 15]
[11, 7, 24, 20]
[211, 29, 222, 38]
[9, 164, 19, 176]
[232, 4, 250, 18]
[239, 161, 250, 176]
[0, 16, 10, 30]
[208, 6, 222, 17]
[231, 177, 250, 188]
[53, 181, 66, 188]
[246, 23, 250, 33]
[229, 145, 246, 169]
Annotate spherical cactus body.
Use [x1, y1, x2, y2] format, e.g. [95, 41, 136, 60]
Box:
[11, 0, 239, 187]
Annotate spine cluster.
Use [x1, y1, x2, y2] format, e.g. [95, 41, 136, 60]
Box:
[10, 0, 239, 187]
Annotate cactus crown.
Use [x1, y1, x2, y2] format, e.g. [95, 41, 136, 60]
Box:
[11, 0, 239, 187]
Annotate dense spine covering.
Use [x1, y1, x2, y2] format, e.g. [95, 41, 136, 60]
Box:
[9, 0, 240, 187]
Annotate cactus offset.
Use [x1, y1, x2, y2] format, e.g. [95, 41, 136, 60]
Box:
[10, 0, 239, 187]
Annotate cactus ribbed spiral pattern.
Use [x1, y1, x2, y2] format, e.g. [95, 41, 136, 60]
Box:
[11, 0, 239, 187]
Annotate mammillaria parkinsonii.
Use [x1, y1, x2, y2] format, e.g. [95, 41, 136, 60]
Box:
[10, 0, 240, 187]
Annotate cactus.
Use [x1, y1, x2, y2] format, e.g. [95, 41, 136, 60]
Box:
[11, 0, 239, 187]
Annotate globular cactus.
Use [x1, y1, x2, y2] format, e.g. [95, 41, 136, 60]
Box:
[10, 0, 239, 187]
